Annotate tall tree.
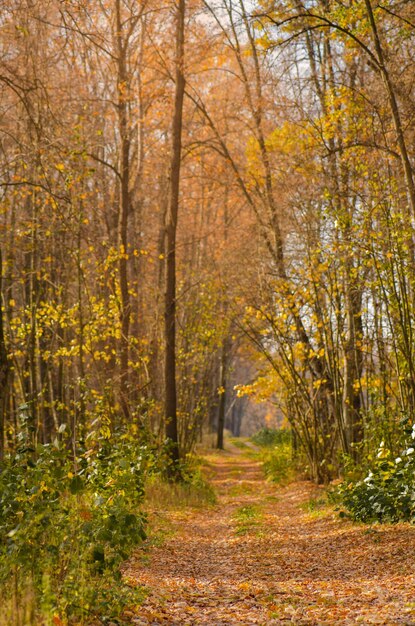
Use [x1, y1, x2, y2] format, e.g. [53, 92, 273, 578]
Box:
[164, 0, 186, 471]
[0, 249, 10, 460]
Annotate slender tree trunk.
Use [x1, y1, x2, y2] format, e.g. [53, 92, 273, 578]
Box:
[217, 182, 231, 450]
[164, 0, 185, 473]
[0, 249, 10, 460]
[217, 339, 228, 449]
[343, 280, 364, 457]
[116, 0, 132, 420]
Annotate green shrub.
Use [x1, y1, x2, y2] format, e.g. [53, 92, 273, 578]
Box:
[338, 432, 415, 523]
[0, 430, 147, 624]
[262, 443, 294, 484]
[251, 427, 291, 448]
[251, 428, 293, 483]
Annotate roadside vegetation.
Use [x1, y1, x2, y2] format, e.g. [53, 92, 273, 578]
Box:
[337, 420, 415, 523]
[251, 428, 295, 485]
[252, 425, 415, 526]
[0, 427, 214, 626]
[144, 456, 216, 511]
[0, 426, 148, 626]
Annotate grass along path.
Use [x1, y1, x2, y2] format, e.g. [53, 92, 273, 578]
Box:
[124, 444, 415, 625]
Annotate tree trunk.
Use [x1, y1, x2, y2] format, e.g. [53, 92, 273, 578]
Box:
[217, 340, 228, 450]
[116, 0, 132, 420]
[0, 249, 10, 460]
[164, 0, 185, 474]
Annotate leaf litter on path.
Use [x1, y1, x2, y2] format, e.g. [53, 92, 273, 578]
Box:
[123, 446, 415, 625]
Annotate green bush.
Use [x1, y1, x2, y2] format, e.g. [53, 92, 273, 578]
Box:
[251, 428, 293, 483]
[262, 443, 293, 484]
[0, 430, 147, 624]
[251, 427, 291, 448]
[338, 431, 415, 523]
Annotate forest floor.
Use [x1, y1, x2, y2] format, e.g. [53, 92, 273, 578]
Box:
[124, 443, 415, 625]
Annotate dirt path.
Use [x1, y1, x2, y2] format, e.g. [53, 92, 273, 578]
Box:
[125, 446, 415, 625]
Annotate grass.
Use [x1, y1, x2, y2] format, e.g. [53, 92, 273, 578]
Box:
[0, 576, 147, 626]
[228, 437, 249, 450]
[0, 585, 35, 626]
[233, 504, 262, 535]
[144, 454, 216, 511]
[300, 496, 329, 517]
[144, 472, 216, 511]
[144, 475, 216, 509]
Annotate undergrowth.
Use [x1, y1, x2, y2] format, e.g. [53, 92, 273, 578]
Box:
[0, 426, 150, 626]
[0, 430, 216, 626]
[251, 428, 294, 484]
[337, 429, 415, 523]
[145, 455, 216, 510]
[251, 428, 290, 448]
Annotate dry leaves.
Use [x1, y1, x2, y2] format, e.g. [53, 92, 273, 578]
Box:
[124, 447, 415, 625]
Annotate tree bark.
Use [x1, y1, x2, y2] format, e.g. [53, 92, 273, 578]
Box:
[164, 0, 186, 473]
[0, 249, 10, 460]
[217, 339, 228, 450]
[116, 0, 132, 420]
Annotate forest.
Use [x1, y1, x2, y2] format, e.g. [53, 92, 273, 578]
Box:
[2, 0, 415, 624]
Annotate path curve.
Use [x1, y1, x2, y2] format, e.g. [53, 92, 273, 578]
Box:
[124, 446, 415, 625]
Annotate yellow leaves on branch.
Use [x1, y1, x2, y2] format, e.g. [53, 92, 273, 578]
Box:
[234, 373, 279, 402]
